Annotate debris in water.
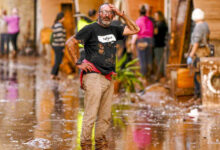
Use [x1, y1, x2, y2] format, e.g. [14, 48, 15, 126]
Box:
[24, 138, 51, 149]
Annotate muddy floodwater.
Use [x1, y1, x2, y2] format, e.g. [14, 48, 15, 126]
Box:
[0, 57, 220, 150]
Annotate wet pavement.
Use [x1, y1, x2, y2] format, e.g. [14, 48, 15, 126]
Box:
[0, 56, 220, 150]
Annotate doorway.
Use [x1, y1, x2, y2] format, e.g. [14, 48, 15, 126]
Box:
[59, 3, 76, 74]
[61, 3, 75, 38]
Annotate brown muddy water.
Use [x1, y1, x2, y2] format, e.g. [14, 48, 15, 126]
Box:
[0, 57, 220, 150]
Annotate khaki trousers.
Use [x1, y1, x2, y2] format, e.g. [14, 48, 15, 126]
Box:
[81, 73, 114, 142]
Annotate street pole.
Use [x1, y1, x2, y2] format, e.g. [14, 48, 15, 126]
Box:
[73, 0, 80, 23]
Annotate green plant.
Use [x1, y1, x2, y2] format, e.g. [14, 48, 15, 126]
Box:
[114, 54, 143, 93]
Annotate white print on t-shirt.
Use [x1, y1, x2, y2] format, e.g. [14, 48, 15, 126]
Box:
[98, 34, 116, 43]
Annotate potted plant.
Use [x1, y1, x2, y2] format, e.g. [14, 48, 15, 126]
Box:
[114, 54, 143, 93]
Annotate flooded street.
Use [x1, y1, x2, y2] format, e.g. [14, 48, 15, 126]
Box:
[0, 57, 220, 150]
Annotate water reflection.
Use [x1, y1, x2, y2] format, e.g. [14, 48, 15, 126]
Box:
[0, 60, 18, 102]
[33, 78, 79, 150]
[112, 106, 156, 150]
[6, 70, 18, 102]
[112, 99, 213, 150]
[132, 110, 152, 150]
[0, 59, 36, 150]
[200, 112, 220, 150]
[33, 81, 57, 149]
[1, 58, 220, 150]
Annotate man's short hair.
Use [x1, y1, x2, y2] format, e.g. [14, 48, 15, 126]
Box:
[98, 3, 109, 12]
[98, 3, 115, 16]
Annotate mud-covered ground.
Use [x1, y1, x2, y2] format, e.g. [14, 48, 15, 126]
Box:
[0, 57, 220, 150]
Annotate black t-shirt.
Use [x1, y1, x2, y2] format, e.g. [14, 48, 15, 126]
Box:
[75, 22, 125, 75]
[154, 21, 168, 47]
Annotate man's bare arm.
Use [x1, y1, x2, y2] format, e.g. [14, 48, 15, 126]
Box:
[109, 4, 140, 35]
[66, 36, 79, 64]
[121, 14, 140, 35]
[66, 36, 93, 72]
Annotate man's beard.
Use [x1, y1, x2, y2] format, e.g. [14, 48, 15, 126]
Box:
[99, 17, 111, 26]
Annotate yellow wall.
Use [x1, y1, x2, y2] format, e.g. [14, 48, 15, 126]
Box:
[194, 0, 220, 40]
[78, 0, 104, 15]
[40, 0, 73, 28]
[126, 0, 164, 20]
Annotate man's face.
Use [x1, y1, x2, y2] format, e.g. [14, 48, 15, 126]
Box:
[98, 4, 114, 27]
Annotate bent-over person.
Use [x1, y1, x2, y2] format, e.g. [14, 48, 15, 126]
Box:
[187, 8, 210, 103]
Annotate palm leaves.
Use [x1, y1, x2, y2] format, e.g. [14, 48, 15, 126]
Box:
[114, 54, 143, 93]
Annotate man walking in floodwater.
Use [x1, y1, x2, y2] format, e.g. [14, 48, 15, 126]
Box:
[66, 3, 139, 150]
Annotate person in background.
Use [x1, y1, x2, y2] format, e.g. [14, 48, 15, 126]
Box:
[131, 4, 154, 79]
[76, 9, 97, 32]
[4, 8, 20, 57]
[111, 18, 127, 58]
[88, 9, 97, 22]
[51, 12, 66, 80]
[66, 3, 139, 149]
[0, 10, 9, 57]
[187, 8, 210, 102]
[153, 11, 168, 80]
[143, 3, 155, 24]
